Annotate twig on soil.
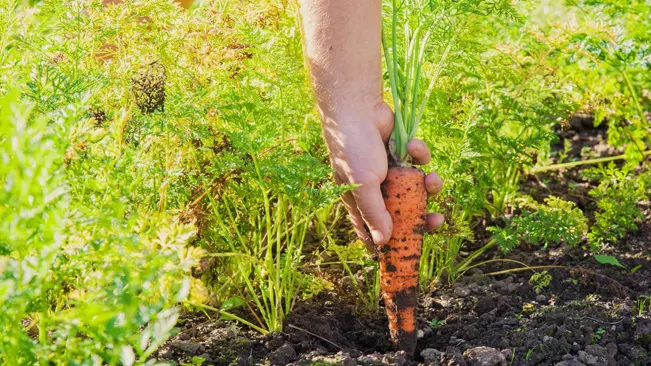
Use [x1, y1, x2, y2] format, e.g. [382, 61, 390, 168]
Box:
[287, 324, 344, 351]
[529, 150, 651, 174]
[484, 265, 567, 276]
[188, 302, 269, 335]
[572, 316, 624, 325]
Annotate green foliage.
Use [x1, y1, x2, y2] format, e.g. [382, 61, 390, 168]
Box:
[209, 177, 338, 333]
[381, 0, 515, 162]
[2, 0, 650, 361]
[527, 0, 651, 163]
[325, 241, 381, 314]
[490, 196, 588, 252]
[529, 271, 552, 294]
[420, 212, 474, 285]
[181, 356, 206, 366]
[592, 328, 607, 344]
[0, 89, 201, 363]
[594, 254, 625, 268]
[1, 0, 339, 361]
[585, 164, 649, 249]
[428, 318, 444, 329]
[634, 294, 651, 316]
[577, 1, 650, 149]
[417, 0, 649, 285]
[414, 0, 585, 285]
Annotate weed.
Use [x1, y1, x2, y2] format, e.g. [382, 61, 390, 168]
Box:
[428, 319, 444, 329]
[522, 303, 536, 313]
[634, 294, 651, 316]
[525, 344, 545, 360]
[566, 278, 580, 286]
[529, 271, 552, 294]
[594, 254, 625, 269]
[0, 89, 203, 362]
[592, 328, 607, 344]
[584, 164, 649, 249]
[490, 196, 588, 252]
[181, 356, 206, 366]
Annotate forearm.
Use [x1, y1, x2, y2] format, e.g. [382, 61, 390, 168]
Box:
[299, 0, 383, 122]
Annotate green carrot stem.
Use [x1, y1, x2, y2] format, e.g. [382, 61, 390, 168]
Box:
[382, 26, 408, 161]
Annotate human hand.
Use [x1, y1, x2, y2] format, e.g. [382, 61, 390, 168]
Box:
[321, 101, 444, 252]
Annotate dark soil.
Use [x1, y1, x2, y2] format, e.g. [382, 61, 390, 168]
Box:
[155, 119, 651, 366]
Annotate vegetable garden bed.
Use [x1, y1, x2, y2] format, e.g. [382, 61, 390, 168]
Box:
[2, 1, 649, 365]
[156, 123, 651, 365]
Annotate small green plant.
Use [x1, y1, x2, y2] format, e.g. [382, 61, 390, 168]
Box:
[566, 278, 579, 286]
[211, 178, 328, 333]
[585, 164, 649, 249]
[525, 344, 545, 360]
[489, 196, 587, 252]
[428, 318, 445, 329]
[529, 271, 552, 294]
[592, 328, 607, 344]
[490, 196, 588, 252]
[420, 212, 474, 285]
[181, 356, 206, 366]
[0, 89, 203, 363]
[634, 294, 651, 316]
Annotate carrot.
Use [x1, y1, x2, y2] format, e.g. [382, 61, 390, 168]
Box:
[377, 0, 453, 356]
[379, 165, 427, 355]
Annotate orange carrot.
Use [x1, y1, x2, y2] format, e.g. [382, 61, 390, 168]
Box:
[379, 166, 427, 356]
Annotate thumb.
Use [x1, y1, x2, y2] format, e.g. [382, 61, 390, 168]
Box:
[352, 177, 393, 246]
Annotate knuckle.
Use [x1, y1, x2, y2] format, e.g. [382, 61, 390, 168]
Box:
[358, 208, 378, 222]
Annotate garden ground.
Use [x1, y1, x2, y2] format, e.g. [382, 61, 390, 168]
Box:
[154, 116, 651, 365]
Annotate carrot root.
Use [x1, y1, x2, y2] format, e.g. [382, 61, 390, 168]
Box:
[379, 166, 427, 356]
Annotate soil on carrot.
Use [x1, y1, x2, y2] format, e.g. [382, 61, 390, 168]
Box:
[155, 121, 651, 366]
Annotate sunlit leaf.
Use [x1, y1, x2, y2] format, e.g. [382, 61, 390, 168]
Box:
[594, 255, 625, 268]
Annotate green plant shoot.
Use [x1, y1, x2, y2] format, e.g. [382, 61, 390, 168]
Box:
[382, 0, 454, 164]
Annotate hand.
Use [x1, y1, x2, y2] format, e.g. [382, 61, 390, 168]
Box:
[321, 101, 445, 252]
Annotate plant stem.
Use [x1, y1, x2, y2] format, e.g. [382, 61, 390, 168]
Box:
[383, 34, 407, 161]
[190, 303, 269, 335]
[530, 150, 651, 174]
[454, 239, 497, 275]
[485, 265, 567, 276]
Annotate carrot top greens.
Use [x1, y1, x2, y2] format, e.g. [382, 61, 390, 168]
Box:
[382, 0, 454, 164]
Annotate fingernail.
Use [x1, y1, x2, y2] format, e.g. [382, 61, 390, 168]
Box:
[371, 230, 384, 244]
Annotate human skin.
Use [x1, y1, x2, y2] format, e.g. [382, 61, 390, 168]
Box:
[299, 0, 444, 250]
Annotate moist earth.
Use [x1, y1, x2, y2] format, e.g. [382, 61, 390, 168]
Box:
[155, 120, 651, 365]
